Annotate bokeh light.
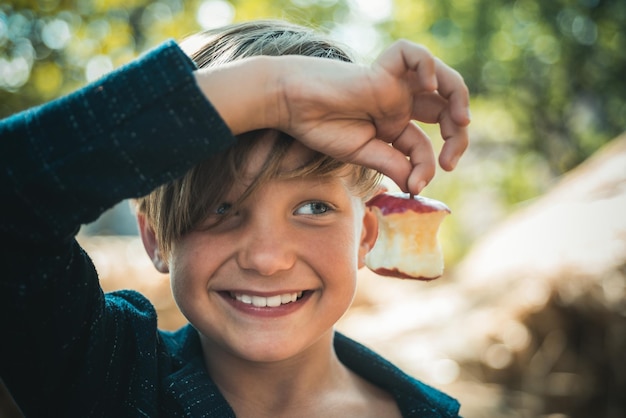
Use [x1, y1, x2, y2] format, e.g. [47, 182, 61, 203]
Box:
[196, 0, 235, 30]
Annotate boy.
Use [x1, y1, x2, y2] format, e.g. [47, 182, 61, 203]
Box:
[0, 20, 469, 417]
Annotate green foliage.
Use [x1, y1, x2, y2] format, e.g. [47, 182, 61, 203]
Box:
[386, 0, 626, 174]
[2, 0, 624, 263]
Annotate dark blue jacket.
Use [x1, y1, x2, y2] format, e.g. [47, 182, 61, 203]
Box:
[0, 40, 460, 417]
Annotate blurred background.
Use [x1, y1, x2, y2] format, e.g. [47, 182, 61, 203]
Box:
[1, 0, 625, 417]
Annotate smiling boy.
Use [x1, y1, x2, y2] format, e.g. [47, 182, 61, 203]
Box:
[137, 131, 388, 416]
[1, 20, 469, 417]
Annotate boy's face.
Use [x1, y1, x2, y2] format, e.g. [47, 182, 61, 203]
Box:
[162, 136, 377, 364]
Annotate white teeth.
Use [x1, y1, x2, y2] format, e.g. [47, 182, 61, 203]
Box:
[266, 295, 282, 307]
[233, 292, 303, 307]
[252, 295, 267, 307]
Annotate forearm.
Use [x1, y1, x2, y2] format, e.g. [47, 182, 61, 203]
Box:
[193, 54, 366, 137]
[193, 55, 281, 136]
[194, 47, 470, 195]
[0, 40, 230, 412]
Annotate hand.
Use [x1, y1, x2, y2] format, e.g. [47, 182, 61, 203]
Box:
[196, 40, 470, 195]
[272, 40, 470, 194]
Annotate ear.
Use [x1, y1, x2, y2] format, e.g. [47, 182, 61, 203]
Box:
[358, 206, 379, 269]
[137, 213, 169, 273]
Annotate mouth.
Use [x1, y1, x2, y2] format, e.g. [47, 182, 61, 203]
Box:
[227, 291, 306, 308]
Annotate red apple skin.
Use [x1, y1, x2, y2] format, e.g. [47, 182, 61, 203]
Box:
[366, 192, 451, 216]
[371, 266, 441, 281]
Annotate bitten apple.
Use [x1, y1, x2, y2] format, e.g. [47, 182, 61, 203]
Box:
[365, 192, 450, 280]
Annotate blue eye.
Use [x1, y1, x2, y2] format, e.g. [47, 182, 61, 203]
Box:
[296, 202, 331, 215]
[215, 203, 232, 215]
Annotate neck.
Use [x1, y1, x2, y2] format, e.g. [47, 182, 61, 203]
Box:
[199, 330, 351, 417]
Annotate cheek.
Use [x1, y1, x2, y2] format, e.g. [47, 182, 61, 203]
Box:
[324, 233, 358, 268]
[168, 243, 197, 313]
[309, 224, 361, 287]
[168, 234, 224, 308]
[323, 205, 365, 271]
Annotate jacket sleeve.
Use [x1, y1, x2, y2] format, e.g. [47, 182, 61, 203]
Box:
[0, 40, 236, 414]
[0, 39, 235, 244]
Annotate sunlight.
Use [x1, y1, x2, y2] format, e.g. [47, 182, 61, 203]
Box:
[197, 0, 235, 30]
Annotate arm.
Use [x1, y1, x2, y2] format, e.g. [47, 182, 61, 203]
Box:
[194, 39, 470, 194]
[1, 40, 234, 245]
[0, 40, 235, 414]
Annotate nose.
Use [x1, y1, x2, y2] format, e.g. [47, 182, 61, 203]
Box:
[236, 215, 297, 276]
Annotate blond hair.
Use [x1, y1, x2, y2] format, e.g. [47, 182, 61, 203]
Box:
[135, 20, 382, 258]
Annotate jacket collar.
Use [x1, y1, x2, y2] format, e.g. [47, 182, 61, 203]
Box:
[161, 325, 459, 417]
[161, 325, 236, 417]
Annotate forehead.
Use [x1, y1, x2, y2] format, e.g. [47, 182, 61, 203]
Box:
[243, 132, 319, 180]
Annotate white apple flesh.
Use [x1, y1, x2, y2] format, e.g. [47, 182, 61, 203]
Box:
[365, 192, 450, 280]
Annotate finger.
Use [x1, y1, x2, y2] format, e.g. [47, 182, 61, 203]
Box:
[348, 139, 413, 193]
[408, 92, 468, 171]
[439, 126, 469, 171]
[375, 40, 438, 92]
[392, 122, 436, 194]
[437, 107, 469, 171]
[409, 88, 469, 171]
[434, 57, 471, 126]
[410, 92, 447, 124]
